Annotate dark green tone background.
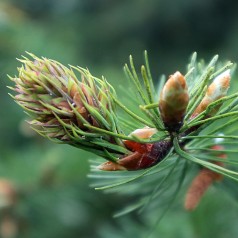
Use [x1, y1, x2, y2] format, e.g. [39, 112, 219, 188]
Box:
[1, 0, 238, 237]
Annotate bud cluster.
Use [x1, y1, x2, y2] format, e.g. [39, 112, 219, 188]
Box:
[8, 53, 233, 175]
[8, 52, 237, 214]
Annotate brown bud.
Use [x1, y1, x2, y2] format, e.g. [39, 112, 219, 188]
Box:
[184, 168, 215, 211]
[0, 215, 18, 238]
[0, 179, 17, 209]
[184, 145, 226, 211]
[159, 71, 189, 131]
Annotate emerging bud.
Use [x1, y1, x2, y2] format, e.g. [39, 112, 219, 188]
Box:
[159, 71, 189, 132]
[127, 127, 157, 139]
[192, 70, 231, 117]
[184, 145, 226, 211]
[123, 127, 157, 154]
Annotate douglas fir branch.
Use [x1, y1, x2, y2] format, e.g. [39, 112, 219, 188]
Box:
[8, 52, 238, 211]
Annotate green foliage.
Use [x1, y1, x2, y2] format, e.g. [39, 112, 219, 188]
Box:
[3, 1, 238, 237]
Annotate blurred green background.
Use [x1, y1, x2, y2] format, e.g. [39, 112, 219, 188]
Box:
[1, 0, 238, 237]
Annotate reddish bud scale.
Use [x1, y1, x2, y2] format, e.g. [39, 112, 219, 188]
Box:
[98, 140, 172, 171]
[184, 145, 226, 211]
[123, 140, 152, 154]
[122, 140, 172, 170]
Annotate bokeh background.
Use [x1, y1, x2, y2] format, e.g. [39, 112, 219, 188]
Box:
[1, 0, 238, 237]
